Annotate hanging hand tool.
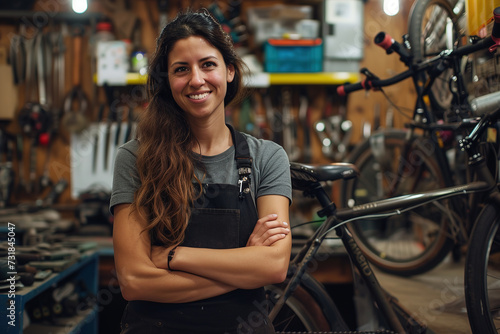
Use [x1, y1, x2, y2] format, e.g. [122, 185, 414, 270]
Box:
[39, 27, 66, 189]
[9, 25, 27, 85]
[299, 89, 312, 163]
[103, 103, 114, 171]
[113, 106, 123, 148]
[263, 91, 282, 145]
[123, 105, 134, 143]
[61, 25, 89, 143]
[18, 31, 52, 194]
[314, 119, 334, 159]
[0, 131, 15, 208]
[38, 30, 58, 192]
[281, 88, 300, 161]
[92, 104, 105, 174]
[314, 92, 353, 161]
[252, 90, 271, 140]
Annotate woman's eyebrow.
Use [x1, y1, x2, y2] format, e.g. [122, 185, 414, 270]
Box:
[169, 55, 219, 68]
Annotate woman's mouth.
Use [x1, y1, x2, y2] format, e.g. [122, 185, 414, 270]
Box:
[188, 92, 210, 100]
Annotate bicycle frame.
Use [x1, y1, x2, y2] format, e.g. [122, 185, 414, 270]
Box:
[270, 161, 490, 333]
[274, 104, 500, 332]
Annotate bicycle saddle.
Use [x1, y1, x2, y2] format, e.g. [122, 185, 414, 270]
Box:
[290, 162, 359, 191]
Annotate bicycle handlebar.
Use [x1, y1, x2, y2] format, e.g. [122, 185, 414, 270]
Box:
[374, 32, 411, 65]
[337, 7, 500, 97]
[337, 69, 413, 96]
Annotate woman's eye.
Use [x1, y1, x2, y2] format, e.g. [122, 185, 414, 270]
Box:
[174, 66, 188, 73]
[203, 61, 216, 68]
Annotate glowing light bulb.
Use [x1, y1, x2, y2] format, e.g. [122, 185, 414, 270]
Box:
[383, 0, 399, 16]
[72, 0, 88, 14]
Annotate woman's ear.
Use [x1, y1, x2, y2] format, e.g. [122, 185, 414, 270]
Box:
[226, 64, 235, 83]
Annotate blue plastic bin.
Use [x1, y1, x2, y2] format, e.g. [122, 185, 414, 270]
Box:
[264, 38, 323, 73]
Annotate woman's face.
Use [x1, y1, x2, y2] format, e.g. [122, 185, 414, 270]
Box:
[167, 36, 235, 121]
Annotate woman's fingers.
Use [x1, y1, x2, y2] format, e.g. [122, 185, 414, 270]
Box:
[247, 214, 290, 246]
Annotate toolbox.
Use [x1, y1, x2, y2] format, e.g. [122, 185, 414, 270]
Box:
[264, 38, 323, 73]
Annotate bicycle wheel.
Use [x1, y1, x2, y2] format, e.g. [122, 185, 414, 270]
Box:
[266, 284, 329, 331]
[266, 272, 350, 331]
[465, 204, 500, 334]
[408, 0, 465, 113]
[341, 129, 455, 276]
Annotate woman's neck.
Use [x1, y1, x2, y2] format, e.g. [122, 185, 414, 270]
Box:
[191, 122, 232, 156]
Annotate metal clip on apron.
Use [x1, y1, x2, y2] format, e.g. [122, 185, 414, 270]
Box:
[124, 124, 275, 334]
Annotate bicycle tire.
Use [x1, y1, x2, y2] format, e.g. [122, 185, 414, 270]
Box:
[408, 0, 464, 113]
[341, 129, 455, 276]
[465, 203, 500, 334]
[266, 271, 350, 332]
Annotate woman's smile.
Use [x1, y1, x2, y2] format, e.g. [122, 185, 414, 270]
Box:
[188, 91, 211, 101]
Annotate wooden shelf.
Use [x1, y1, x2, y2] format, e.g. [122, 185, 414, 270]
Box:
[99, 72, 360, 87]
[268, 72, 360, 85]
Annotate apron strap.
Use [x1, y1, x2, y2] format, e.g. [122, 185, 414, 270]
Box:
[226, 124, 253, 199]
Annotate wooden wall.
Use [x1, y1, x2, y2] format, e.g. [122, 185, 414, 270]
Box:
[0, 0, 416, 208]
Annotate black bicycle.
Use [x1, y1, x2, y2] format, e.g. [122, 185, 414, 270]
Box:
[335, 5, 500, 277]
[267, 107, 500, 334]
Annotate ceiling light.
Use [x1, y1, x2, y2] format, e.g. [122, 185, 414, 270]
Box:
[383, 0, 399, 16]
[72, 0, 88, 14]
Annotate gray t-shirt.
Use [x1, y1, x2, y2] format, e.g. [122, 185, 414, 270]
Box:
[109, 132, 292, 214]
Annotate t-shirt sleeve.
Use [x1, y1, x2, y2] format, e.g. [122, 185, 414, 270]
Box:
[256, 142, 292, 204]
[109, 145, 140, 215]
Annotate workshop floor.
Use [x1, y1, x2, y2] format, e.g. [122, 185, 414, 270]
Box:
[375, 255, 472, 334]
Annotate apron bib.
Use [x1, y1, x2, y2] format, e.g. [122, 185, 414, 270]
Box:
[123, 125, 275, 334]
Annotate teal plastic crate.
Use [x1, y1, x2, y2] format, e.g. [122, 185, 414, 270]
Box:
[265, 39, 323, 73]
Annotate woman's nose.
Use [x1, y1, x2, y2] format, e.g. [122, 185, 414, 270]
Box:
[189, 67, 205, 86]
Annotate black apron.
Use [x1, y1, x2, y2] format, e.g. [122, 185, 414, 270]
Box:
[121, 125, 276, 334]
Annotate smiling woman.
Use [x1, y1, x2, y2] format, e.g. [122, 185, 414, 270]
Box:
[109, 9, 292, 334]
[167, 36, 235, 125]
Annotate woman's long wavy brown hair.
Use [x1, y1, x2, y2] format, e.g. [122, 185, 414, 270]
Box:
[131, 10, 248, 246]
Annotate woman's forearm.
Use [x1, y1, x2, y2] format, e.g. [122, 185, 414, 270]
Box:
[169, 237, 291, 289]
[116, 259, 237, 302]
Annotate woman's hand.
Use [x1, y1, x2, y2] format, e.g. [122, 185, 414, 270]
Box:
[151, 244, 178, 270]
[246, 213, 290, 247]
